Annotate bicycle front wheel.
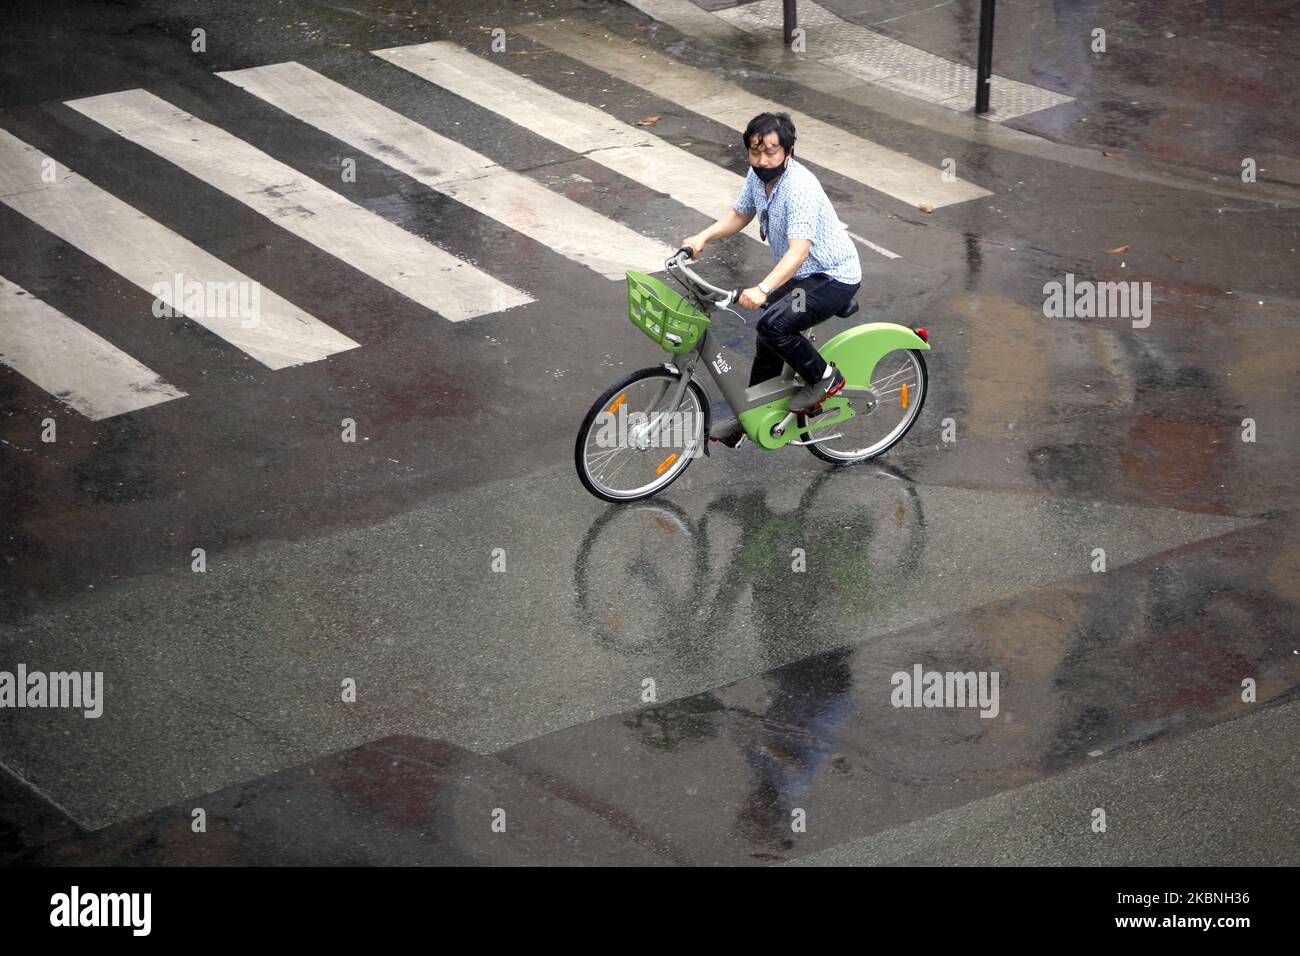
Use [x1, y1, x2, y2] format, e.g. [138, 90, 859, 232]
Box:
[801, 349, 928, 464]
[575, 367, 708, 503]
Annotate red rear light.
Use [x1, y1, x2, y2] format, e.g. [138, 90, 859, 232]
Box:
[915, 327, 929, 342]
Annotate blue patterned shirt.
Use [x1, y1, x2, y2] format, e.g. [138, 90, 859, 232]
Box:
[734, 156, 861, 285]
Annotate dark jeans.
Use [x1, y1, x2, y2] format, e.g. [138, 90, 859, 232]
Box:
[748, 273, 861, 387]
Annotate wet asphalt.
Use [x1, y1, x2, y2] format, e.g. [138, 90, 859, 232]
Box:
[0, 0, 1297, 864]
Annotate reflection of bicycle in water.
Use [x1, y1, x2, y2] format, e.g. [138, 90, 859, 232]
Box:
[573, 464, 927, 666]
[575, 464, 929, 851]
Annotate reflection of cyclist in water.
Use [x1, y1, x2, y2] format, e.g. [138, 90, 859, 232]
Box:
[701, 486, 859, 848]
[736, 649, 855, 850]
[577, 468, 926, 850]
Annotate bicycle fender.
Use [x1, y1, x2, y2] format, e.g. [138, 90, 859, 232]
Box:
[819, 323, 930, 386]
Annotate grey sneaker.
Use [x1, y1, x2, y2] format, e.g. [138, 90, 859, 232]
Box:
[788, 364, 845, 414]
[709, 417, 747, 448]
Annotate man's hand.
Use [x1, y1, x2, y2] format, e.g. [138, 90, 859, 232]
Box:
[738, 286, 768, 310]
[681, 235, 706, 259]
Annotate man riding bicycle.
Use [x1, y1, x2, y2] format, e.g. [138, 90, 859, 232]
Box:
[682, 112, 862, 447]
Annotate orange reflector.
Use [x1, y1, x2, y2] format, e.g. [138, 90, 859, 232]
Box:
[655, 453, 678, 475]
[607, 393, 627, 414]
[901, 383, 909, 409]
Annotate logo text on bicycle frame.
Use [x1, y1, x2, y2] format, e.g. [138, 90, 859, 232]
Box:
[712, 351, 732, 375]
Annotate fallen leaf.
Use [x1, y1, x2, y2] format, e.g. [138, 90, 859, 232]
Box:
[1168, 254, 1183, 262]
[918, 203, 933, 214]
[638, 115, 661, 126]
[1102, 150, 1123, 158]
[1106, 244, 1129, 253]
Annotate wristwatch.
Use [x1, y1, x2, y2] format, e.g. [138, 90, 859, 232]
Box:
[757, 281, 771, 296]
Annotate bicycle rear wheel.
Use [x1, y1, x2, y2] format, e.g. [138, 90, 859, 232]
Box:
[801, 350, 927, 463]
[575, 367, 708, 502]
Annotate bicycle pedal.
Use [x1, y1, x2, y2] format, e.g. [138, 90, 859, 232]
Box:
[805, 405, 825, 419]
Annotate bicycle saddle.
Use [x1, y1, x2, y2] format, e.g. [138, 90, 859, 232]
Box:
[804, 299, 858, 333]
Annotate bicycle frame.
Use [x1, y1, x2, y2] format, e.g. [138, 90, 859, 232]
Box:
[658, 320, 929, 451]
[651, 251, 931, 451]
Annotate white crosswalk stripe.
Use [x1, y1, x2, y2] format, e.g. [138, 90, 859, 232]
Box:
[216, 61, 677, 280]
[847, 231, 902, 260]
[0, 275, 186, 420]
[518, 19, 992, 208]
[373, 41, 765, 239]
[1, 31, 939, 418]
[0, 127, 360, 372]
[375, 40, 901, 255]
[65, 89, 534, 322]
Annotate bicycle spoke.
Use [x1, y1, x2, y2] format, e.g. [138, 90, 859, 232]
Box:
[591, 444, 636, 481]
[595, 455, 629, 486]
[872, 364, 914, 389]
[601, 447, 642, 486]
[872, 383, 913, 400]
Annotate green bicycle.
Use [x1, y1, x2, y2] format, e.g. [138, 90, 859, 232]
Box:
[575, 249, 931, 503]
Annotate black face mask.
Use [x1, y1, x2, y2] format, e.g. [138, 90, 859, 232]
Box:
[751, 156, 788, 183]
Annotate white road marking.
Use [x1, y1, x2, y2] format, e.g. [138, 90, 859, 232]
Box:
[518, 19, 992, 208]
[372, 41, 764, 237]
[848, 231, 901, 260]
[0, 127, 360, 369]
[0, 275, 186, 420]
[216, 61, 677, 279]
[65, 89, 533, 321]
[377, 41, 900, 257]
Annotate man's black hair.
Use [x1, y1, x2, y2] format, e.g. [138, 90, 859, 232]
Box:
[743, 112, 796, 154]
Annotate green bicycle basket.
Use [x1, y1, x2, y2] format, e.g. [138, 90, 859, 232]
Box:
[626, 271, 711, 355]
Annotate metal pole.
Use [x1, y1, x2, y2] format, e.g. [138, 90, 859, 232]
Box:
[783, 0, 797, 47]
[975, 0, 996, 114]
